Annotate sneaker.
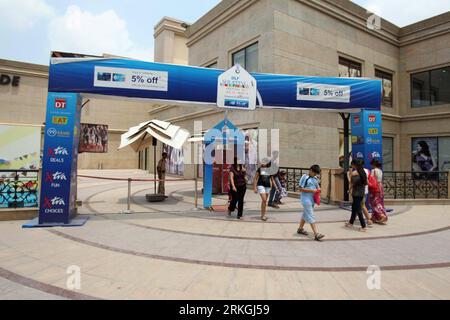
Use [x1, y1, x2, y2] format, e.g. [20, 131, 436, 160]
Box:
[297, 228, 308, 236]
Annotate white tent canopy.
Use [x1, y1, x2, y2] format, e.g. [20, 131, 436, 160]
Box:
[119, 120, 190, 152]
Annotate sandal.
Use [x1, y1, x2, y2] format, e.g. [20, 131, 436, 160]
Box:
[345, 222, 353, 229]
[360, 227, 368, 232]
[315, 234, 325, 242]
[261, 216, 268, 222]
[297, 228, 308, 236]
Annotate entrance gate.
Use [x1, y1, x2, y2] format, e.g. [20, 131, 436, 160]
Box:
[35, 56, 382, 226]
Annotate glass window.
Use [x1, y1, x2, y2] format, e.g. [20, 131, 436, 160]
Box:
[232, 42, 259, 72]
[376, 70, 393, 108]
[412, 67, 450, 108]
[431, 67, 450, 106]
[339, 57, 362, 78]
[382, 137, 394, 172]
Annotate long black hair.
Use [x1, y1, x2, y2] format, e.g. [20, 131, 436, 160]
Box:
[356, 159, 368, 186]
[418, 141, 432, 157]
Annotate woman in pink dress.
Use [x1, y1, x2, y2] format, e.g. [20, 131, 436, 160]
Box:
[369, 159, 388, 224]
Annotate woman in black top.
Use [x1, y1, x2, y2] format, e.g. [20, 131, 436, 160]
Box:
[253, 159, 275, 222]
[346, 159, 368, 232]
[228, 162, 248, 220]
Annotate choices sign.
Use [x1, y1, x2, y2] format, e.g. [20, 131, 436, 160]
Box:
[217, 65, 257, 111]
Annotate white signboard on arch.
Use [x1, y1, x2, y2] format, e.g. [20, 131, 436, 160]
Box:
[217, 65, 257, 111]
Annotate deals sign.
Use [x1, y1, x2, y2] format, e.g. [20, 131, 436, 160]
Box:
[39, 92, 82, 224]
[351, 110, 383, 169]
[217, 65, 257, 111]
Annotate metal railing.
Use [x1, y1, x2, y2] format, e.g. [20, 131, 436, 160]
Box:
[279, 167, 310, 193]
[0, 170, 39, 209]
[383, 171, 449, 200]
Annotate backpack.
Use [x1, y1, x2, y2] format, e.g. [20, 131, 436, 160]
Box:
[368, 172, 380, 194]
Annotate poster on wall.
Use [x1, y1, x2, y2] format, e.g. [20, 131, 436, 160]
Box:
[79, 124, 108, 153]
[411, 138, 439, 174]
[0, 125, 41, 170]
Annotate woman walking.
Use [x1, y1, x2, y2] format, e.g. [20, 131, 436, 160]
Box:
[369, 159, 388, 224]
[346, 160, 368, 232]
[253, 159, 275, 222]
[228, 161, 248, 220]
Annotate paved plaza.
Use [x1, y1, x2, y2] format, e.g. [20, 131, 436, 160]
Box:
[1, 170, 450, 300]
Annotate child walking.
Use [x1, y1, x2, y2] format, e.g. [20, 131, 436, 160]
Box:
[297, 165, 325, 242]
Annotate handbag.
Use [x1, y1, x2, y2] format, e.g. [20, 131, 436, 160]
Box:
[368, 172, 380, 194]
[302, 175, 321, 206]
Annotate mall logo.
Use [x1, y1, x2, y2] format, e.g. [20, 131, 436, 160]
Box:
[48, 147, 69, 163]
[368, 114, 377, 123]
[54, 98, 67, 110]
[47, 127, 71, 138]
[43, 196, 66, 214]
[354, 115, 360, 125]
[45, 171, 67, 188]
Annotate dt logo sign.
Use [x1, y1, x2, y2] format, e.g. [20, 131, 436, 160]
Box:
[54, 98, 67, 109]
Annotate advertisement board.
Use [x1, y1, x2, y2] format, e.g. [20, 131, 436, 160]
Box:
[351, 110, 383, 168]
[39, 92, 81, 224]
[217, 65, 257, 110]
[0, 125, 41, 170]
[79, 124, 108, 153]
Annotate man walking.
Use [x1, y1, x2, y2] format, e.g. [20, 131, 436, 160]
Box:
[157, 152, 168, 195]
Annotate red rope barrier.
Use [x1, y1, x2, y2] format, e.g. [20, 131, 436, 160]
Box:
[78, 175, 194, 183]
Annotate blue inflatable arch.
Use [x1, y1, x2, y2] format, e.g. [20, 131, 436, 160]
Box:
[37, 57, 382, 225]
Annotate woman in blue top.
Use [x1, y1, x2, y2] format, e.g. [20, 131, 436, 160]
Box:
[297, 165, 325, 241]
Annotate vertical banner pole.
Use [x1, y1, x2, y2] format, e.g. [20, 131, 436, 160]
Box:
[39, 92, 81, 225]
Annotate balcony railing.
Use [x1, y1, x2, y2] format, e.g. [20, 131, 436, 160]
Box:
[0, 170, 39, 209]
[279, 167, 310, 193]
[383, 171, 449, 200]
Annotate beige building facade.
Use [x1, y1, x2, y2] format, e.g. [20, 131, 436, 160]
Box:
[1, 0, 449, 177]
[152, 0, 450, 176]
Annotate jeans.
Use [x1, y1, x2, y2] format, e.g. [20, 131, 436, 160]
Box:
[268, 176, 281, 205]
[350, 196, 367, 228]
[229, 185, 247, 217]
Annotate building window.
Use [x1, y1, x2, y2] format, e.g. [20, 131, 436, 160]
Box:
[411, 66, 450, 108]
[376, 69, 393, 108]
[382, 137, 394, 172]
[338, 57, 362, 78]
[412, 137, 450, 173]
[232, 42, 259, 72]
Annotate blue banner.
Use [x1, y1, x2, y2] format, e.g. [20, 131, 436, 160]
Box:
[49, 58, 382, 111]
[39, 92, 81, 224]
[351, 110, 383, 169]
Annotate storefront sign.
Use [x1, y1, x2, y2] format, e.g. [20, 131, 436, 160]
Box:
[0, 74, 20, 87]
[217, 65, 257, 110]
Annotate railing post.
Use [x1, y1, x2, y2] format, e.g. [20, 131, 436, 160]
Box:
[447, 171, 450, 199]
[121, 178, 133, 214]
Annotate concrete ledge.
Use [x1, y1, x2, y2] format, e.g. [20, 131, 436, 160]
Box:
[0, 208, 38, 221]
